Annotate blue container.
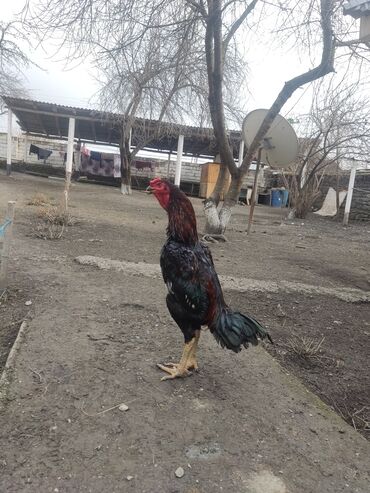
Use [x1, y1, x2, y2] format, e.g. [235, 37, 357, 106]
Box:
[271, 189, 282, 207]
[281, 189, 289, 207]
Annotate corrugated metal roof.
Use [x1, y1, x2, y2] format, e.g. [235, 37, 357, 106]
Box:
[1, 96, 241, 158]
[343, 0, 370, 18]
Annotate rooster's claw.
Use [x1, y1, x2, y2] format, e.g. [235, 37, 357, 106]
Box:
[157, 363, 193, 380]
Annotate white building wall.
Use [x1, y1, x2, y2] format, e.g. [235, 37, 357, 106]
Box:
[0, 133, 67, 167]
[0, 132, 263, 189]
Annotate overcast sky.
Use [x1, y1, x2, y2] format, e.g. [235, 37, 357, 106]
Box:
[1, 1, 367, 136]
[1, 1, 315, 130]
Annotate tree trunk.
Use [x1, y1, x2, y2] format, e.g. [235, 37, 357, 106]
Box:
[204, 169, 244, 234]
[120, 132, 132, 195]
[120, 161, 132, 195]
[201, 0, 335, 237]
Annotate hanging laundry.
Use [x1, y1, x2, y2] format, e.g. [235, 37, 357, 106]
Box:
[29, 144, 53, 161]
[113, 154, 121, 178]
[90, 151, 102, 161]
[81, 145, 90, 156]
[63, 152, 75, 164]
[29, 144, 39, 155]
[134, 160, 155, 171]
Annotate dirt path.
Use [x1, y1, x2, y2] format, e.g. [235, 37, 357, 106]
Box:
[0, 173, 369, 492]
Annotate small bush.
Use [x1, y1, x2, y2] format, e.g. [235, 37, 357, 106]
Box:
[33, 221, 65, 240]
[32, 205, 77, 240]
[286, 335, 325, 359]
[37, 206, 77, 227]
[27, 193, 52, 206]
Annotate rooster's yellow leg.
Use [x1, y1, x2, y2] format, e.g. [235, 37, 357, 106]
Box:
[163, 330, 200, 370]
[187, 330, 200, 370]
[157, 331, 200, 380]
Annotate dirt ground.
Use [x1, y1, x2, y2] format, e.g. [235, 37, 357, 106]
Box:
[0, 172, 369, 493]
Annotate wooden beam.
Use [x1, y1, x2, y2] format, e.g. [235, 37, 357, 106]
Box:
[90, 121, 97, 142]
[32, 102, 48, 135]
[75, 119, 79, 139]
[53, 107, 62, 137]
[107, 124, 112, 144]
[9, 106, 109, 123]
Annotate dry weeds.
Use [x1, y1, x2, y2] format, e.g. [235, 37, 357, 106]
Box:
[32, 205, 77, 240]
[285, 335, 325, 359]
[27, 193, 52, 207]
[37, 206, 76, 226]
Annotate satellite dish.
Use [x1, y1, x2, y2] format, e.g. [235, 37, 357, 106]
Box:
[242, 109, 298, 168]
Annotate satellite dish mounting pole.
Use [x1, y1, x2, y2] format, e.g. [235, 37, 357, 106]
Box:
[247, 147, 262, 235]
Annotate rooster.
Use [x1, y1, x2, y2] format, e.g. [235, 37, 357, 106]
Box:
[147, 178, 272, 380]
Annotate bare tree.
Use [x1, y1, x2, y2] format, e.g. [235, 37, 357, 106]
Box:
[23, 0, 246, 193]
[25, 0, 367, 234]
[0, 21, 31, 113]
[288, 78, 370, 218]
[95, 14, 209, 193]
[183, 0, 336, 235]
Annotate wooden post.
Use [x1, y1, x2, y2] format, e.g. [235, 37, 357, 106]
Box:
[343, 161, 357, 226]
[64, 117, 75, 211]
[174, 134, 184, 186]
[6, 109, 12, 176]
[247, 148, 262, 235]
[0, 202, 16, 293]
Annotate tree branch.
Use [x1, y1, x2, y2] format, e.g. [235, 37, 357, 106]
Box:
[223, 0, 259, 54]
[240, 0, 335, 175]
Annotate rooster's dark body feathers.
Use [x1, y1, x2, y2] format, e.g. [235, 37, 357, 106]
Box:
[157, 181, 271, 353]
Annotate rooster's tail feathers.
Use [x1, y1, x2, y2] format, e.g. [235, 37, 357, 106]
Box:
[211, 309, 272, 353]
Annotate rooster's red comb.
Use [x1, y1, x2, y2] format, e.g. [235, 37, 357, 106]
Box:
[149, 177, 163, 188]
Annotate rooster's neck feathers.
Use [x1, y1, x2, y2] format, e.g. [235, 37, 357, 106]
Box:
[166, 186, 198, 245]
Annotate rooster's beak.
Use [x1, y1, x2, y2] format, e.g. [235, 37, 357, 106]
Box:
[146, 185, 153, 194]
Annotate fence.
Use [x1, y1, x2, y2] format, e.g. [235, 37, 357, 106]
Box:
[0, 202, 15, 294]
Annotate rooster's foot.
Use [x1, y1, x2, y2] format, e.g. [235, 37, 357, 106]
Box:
[157, 363, 193, 380]
[158, 333, 200, 381]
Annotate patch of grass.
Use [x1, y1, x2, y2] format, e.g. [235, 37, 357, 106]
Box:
[285, 335, 325, 360]
[0, 289, 8, 305]
[33, 221, 65, 240]
[27, 193, 52, 207]
[37, 206, 77, 227]
[330, 393, 369, 437]
[32, 205, 77, 240]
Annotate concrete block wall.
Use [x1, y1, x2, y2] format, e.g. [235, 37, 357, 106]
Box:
[159, 159, 202, 182]
[0, 134, 17, 161]
[150, 158, 264, 189]
[0, 133, 67, 168]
